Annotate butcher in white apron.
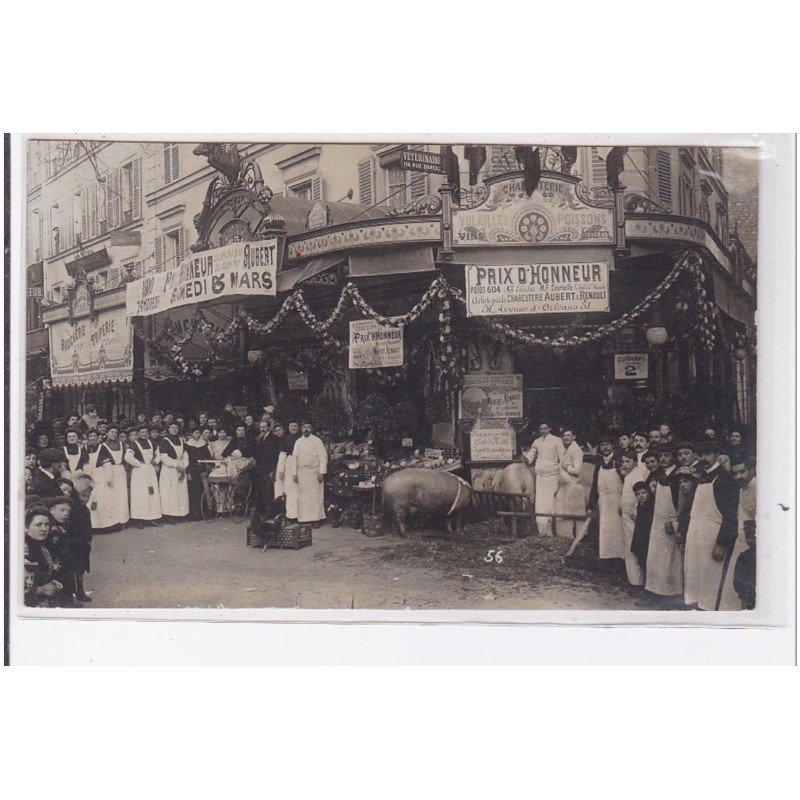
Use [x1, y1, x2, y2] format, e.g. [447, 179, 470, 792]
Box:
[524, 423, 565, 536]
[157, 424, 190, 520]
[124, 427, 162, 525]
[619, 451, 648, 586]
[684, 440, 740, 610]
[63, 429, 90, 478]
[290, 421, 328, 525]
[587, 435, 626, 560]
[278, 423, 301, 520]
[645, 443, 683, 597]
[552, 429, 585, 539]
[720, 456, 757, 610]
[91, 425, 130, 530]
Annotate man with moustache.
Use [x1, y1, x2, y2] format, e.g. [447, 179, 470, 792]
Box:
[586, 433, 625, 563]
[683, 438, 740, 610]
[723, 454, 758, 610]
[290, 421, 328, 527]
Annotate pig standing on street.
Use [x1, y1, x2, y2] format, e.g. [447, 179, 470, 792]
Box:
[382, 468, 472, 536]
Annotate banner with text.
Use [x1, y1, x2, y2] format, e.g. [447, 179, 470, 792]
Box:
[126, 239, 278, 318]
[49, 305, 133, 387]
[470, 420, 516, 462]
[465, 262, 609, 317]
[348, 319, 404, 369]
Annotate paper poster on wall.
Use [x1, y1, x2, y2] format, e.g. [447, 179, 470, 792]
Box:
[470, 424, 516, 462]
[459, 374, 523, 419]
[348, 319, 404, 369]
[614, 353, 649, 380]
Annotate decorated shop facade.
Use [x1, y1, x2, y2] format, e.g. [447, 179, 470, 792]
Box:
[48, 145, 757, 485]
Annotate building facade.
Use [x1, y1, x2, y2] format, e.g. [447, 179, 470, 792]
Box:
[27, 140, 757, 450]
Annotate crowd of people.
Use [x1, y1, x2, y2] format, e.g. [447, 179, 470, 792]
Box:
[23, 402, 329, 607]
[524, 421, 757, 611]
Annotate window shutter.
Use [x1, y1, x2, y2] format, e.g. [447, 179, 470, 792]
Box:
[154, 236, 164, 272]
[164, 143, 172, 184]
[81, 191, 89, 242]
[132, 157, 142, 220]
[409, 171, 427, 200]
[107, 169, 120, 229]
[590, 147, 607, 187]
[90, 185, 98, 239]
[133, 260, 143, 279]
[177, 228, 186, 265]
[489, 145, 515, 175]
[311, 174, 322, 201]
[357, 158, 375, 205]
[656, 149, 672, 206]
[172, 145, 180, 183]
[107, 267, 120, 288]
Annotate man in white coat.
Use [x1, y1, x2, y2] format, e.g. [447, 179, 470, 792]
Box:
[524, 422, 564, 536]
[290, 421, 328, 527]
[124, 425, 162, 527]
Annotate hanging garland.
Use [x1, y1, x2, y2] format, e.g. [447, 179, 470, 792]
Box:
[136, 248, 719, 381]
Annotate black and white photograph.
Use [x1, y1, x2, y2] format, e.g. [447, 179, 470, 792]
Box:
[12, 137, 775, 618]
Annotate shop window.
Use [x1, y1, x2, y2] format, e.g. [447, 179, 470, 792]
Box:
[164, 143, 180, 185]
[287, 173, 322, 201]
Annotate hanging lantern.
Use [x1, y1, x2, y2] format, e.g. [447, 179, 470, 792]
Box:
[646, 326, 669, 346]
[247, 350, 263, 364]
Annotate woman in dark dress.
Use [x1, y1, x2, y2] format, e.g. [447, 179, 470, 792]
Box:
[185, 428, 212, 520]
[64, 475, 95, 603]
[24, 506, 58, 607]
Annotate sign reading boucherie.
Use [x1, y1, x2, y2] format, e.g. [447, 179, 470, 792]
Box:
[126, 239, 278, 317]
[464, 262, 609, 317]
[348, 320, 404, 369]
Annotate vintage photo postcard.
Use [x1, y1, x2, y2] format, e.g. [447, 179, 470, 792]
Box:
[7, 135, 793, 635]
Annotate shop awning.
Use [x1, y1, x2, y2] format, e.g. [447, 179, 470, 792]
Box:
[26, 328, 48, 356]
[277, 256, 347, 292]
[712, 271, 755, 325]
[347, 245, 435, 278]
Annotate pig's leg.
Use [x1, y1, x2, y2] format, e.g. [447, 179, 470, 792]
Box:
[395, 510, 408, 537]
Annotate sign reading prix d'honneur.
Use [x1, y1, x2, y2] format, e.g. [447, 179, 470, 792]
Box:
[465, 262, 610, 317]
[348, 319, 404, 369]
[126, 239, 279, 318]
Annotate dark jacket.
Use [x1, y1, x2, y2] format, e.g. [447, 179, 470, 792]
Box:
[67, 499, 93, 574]
[695, 465, 740, 549]
[30, 467, 60, 498]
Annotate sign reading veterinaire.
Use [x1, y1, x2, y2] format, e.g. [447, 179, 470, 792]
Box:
[126, 239, 278, 318]
[464, 262, 610, 317]
[348, 319, 404, 369]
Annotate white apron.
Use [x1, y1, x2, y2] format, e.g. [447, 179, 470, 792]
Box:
[597, 466, 625, 559]
[645, 470, 684, 596]
[620, 467, 647, 585]
[534, 475, 559, 534]
[63, 445, 88, 477]
[684, 479, 730, 610]
[125, 441, 162, 521]
[294, 452, 325, 523]
[278, 452, 298, 518]
[90, 445, 130, 529]
[553, 443, 585, 538]
[158, 439, 190, 518]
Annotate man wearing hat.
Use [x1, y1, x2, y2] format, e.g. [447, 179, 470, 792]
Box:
[31, 448, 66, 497]
[290, 421, 328, 527]
[586, 433, 625, 562]
[684, 437, 740, 610]
[644, 442, 684, 601]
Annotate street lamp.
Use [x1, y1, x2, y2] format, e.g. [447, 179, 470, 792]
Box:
[646, 325, 669, 347]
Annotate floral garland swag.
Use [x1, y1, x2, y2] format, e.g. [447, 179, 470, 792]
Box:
[135, 248, 715, 381]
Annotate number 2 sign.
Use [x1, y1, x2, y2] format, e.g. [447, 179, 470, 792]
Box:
[614, 353, 649, 380]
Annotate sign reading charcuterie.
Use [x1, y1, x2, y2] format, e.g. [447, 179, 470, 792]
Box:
[464, 262, 610, 316]
[126, 239, 279, 318]
[348, 319, 404, 369]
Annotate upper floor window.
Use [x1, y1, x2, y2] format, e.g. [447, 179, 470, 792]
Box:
[287, 174, 322, 201]
[106, 157, 142, 229]
[164, 143, 180, 185]
[679, 173, 694, 217]
[656, 149, 672, 206]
